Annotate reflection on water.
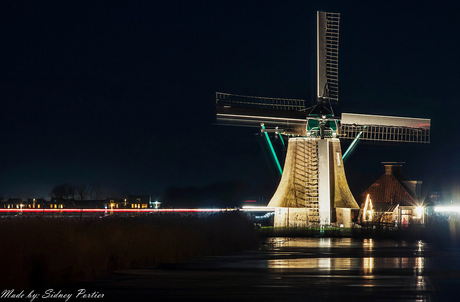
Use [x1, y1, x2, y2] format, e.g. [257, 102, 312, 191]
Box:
[267, 237, 420, 249]
[261, 237, 434, 300]
[363, 257, 373, 274]
[266, 237, 426, 275]
[269, 237, 362, 249]
[267, 256, 424, 273]
[184, 237, 436, 302]
[363, 238, 374, 249]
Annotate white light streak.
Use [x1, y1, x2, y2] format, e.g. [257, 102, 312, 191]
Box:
[434, 206, 460, 213]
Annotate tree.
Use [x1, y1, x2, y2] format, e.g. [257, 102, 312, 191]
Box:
[50, 183, 76, 200]
[75, 183, 90, 201]
[89, 182, 103, 200]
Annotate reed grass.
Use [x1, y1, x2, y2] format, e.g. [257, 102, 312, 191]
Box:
[0, 212, 259, 288]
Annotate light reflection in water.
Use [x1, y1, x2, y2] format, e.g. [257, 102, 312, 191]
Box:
[268, 258, 356, 270]
[318, 258, 331, 270]
[363, 238, 374, 250]
[319, 238, 331, 247]
[265, 238, 426, 276]
[270, 237, 333, 248]
[415, 275, 428, 291]
[267, 256, 425, 274]
[363, 257, 374, 274]
[415, 257, 424, 275]
[267, 237, 361, 248]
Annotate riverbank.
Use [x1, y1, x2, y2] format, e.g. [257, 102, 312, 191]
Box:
[257, 219, 460, 246]
[0, 212, 259, 289]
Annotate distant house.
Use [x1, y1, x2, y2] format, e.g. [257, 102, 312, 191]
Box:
[3, 198, 50, 209]
[104, 198, 125, 209]
[49, 198, 67, 209]
[358, 162, 424, 226]
[3, 198, 23, 209]
[127, 195, 151, 209]
[26, 198, 46, 209]
[1, 195, 156, 210]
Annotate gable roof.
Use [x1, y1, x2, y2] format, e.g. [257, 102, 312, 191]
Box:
[372, 202, 399, 213]
[360, 163, 417, 206]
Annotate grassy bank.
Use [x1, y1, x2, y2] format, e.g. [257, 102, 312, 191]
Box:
[0, 212, 259, 288]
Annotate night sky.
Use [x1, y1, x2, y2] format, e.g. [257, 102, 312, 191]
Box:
[1, 1, 459, 202]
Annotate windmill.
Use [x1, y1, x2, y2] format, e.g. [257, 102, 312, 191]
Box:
[215, 11, 430, 227]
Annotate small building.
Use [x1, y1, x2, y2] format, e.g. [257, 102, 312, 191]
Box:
[49, 198, 67, 209]
[25, 198, 46, 209]
[358, 162, 424, 227]
[104, 198, 125, 209]
[127, 195, 151, 209]
[3, 198, 23, 209]
[3, 198, 46, 209]
[3, 198, 58, 209]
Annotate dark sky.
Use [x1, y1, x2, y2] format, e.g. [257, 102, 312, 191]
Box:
[0, 1, 459, 201]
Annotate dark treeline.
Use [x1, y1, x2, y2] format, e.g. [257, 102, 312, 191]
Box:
[163, 180, 277, 208]
[46, 179, 278, 208]
[49, 182, 104, 200]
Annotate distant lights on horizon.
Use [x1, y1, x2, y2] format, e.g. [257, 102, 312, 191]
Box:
[5, 206, 459, 213]
[434, 206, 460, 213]
[0, 207, 277, 213]
[241, 206, 276, 212]
[255, 212, 275, 219]
[0, 208, 237, 213]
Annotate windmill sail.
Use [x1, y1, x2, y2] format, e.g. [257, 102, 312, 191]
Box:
[215, 92, 309, 135]
[340, 113, 430, 143]
[317, 11, 340, 103]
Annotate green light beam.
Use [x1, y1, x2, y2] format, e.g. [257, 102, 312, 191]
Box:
[277, 132, 285, 148]
[342, 126, 366, 161]
[262, 125, 283, 176]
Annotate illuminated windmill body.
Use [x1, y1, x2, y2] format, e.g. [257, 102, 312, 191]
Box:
[216, 11, 430, 227]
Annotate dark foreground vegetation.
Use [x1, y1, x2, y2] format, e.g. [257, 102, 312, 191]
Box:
[0, 212, 259, 289]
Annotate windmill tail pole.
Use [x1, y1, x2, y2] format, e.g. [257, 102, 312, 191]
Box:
[261, 124, 283, 176]
[342, 126, 366, 161]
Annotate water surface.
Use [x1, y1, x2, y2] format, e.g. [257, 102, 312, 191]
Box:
[71, 237, 460, 301]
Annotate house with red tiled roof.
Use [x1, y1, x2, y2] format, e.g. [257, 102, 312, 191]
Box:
[358, 162, 424, 226]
